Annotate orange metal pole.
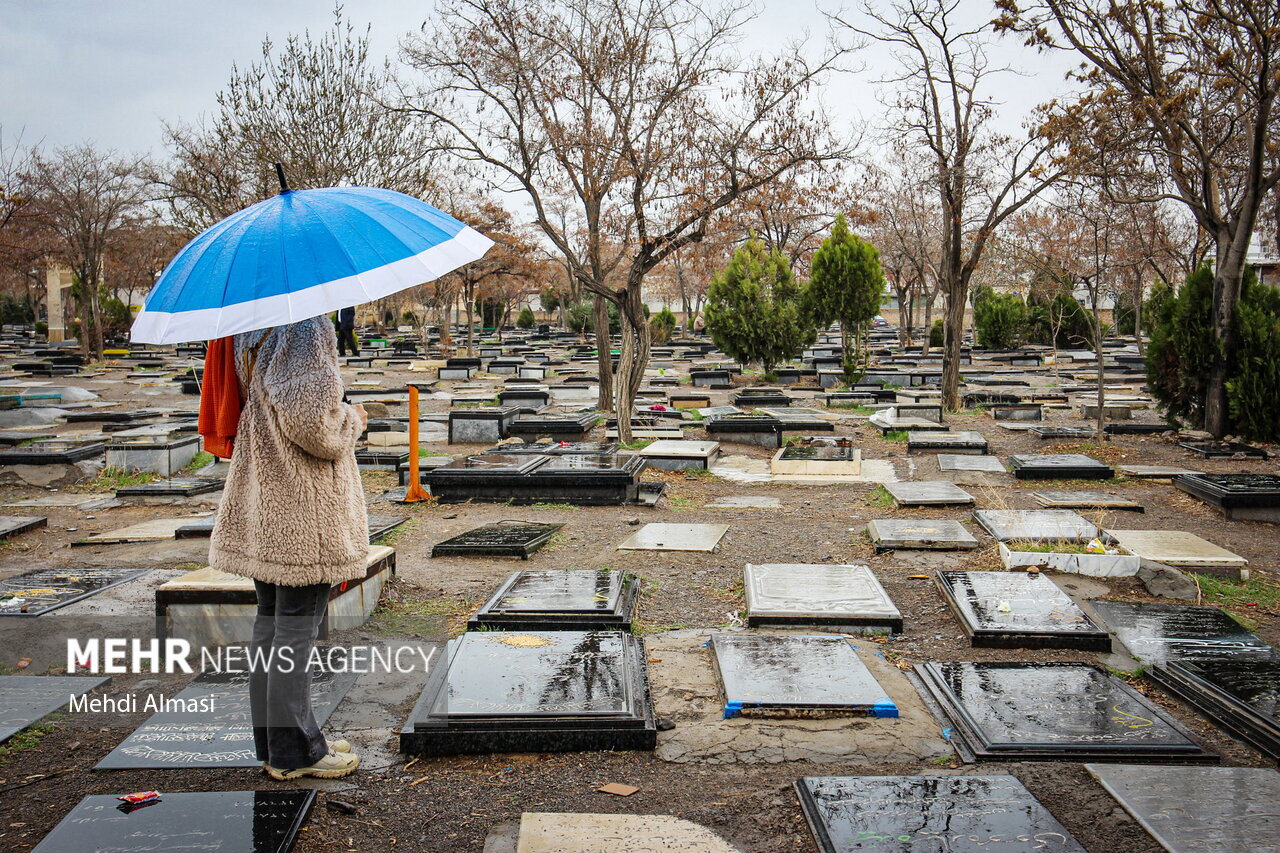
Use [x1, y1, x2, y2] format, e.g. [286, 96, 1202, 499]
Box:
[403, 384, 429, 502]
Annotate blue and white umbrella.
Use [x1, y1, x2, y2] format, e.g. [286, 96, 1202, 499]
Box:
[131, 185, 494, 344]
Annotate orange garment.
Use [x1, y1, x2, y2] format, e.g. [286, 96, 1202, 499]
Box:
[198, 337, 242, 459]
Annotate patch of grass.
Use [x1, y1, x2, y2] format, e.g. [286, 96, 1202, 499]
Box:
[71, 467, 160, 493]
[684, 409, 705, 421]
[178, 451, 215, 474]
[0, 722, 53, 766]
[884, 430, 909, 442]
[366, 590, 472, 638]
[530, 501, 576, 510]
[631, 619, 686, 636]
[16, 438, 39, 447]
[418, 448, 449, 457]
[1006, 540, 1097, 554]
[929, 754, 956, 767]
[620, 439, 654, 450]
[1106, 663, 1148, 680]
[374, 518, 419, 547]
[682, 467, 717, 480]
[866, 486, 895, 508]
[1193, 573, 1280, 624]
[669, 495, 698, 510]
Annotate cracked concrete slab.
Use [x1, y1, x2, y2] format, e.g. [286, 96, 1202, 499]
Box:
[645, 629, 949, 765]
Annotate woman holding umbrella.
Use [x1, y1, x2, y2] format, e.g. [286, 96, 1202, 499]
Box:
[133, 169, 492, 780]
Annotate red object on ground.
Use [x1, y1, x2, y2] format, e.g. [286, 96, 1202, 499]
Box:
[198, 337, 242, 459]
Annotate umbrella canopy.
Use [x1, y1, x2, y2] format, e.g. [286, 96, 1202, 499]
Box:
[131, 186, 493, 344]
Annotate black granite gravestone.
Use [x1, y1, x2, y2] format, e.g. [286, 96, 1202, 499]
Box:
[915, 661, 1216, 762]
[32, 790, 314, 853]
[175, 514, 405, 543]
[1009, 454, 1114, 480]
[1086, 764, 1280, 853]
[1148, 657, 1280, 759]
[0, 515, 47, 539]
[432, 522, 563, 558]
[0, 675, 110, 742]
[0, 440, 104, 464]
[467, 569, 639, 631]
[401, 630, 656, 755]
[1030, 426, 1096, 439]
[0, 567, 151, 616]
[1178, 440, 1268, 458]
[1175, 473, 1280, 522]
[95, 666, 358, 769]
[936, 571, 1109, 650]
[711, 634, 897, 718]
[1090, 600, 1274, 665]
[115, 477, 222, 497]
[797, 775, 1087, 853]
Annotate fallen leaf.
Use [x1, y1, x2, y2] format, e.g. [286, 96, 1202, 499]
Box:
[598, 783, 639, 796]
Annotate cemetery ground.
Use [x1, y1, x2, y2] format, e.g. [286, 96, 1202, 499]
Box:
[0, 355, 1277, 852]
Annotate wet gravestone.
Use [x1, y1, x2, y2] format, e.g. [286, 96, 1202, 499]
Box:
[468, 569, 640, 631]
[866, 519, 979, 552]
[1030, 426, 1096, 440]
[1090, 600, 1274, 666]
[95, 666, 359, 769]
[936, 571, 1109, 650]
[1031, 490, 1143, 511]
[1148, 657, 1280, 760]
[797, 775, 1087, 853]
[32, 789, 314, 853]
[617, 523, 728, 552]
[907, 430, 988, 454]
[0, 439, 103, 464]
[0, 515, 47, 539]
[973, 509, 1098, 543]
[0, 567, 151, 616]
[0, 675, 110, 743]
[115, 477, 222, 497]
[401, 630, 656, 755]
[915, 661, 1216, 762]
[743, 563, 902, 632]
[1087, 764, 1280, 853]
[884, 480, 974, 506]
[431, 521, 563, 559]
[1009, 454, 1114, 480]
[1175, 473, 1280, 523]
[1178, 439, 1268, 459]
[175, 514, 405, 543]
[710, 634, 897, 718]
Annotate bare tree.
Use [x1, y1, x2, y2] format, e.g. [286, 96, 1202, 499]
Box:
[160, 7, 438, 232]
[869, 166, 943, 347]
[402, 0, 848, 440]
[995, 0, 1280, 437]
[24, 144, 150, 359]
[838, 0, 1063, 410]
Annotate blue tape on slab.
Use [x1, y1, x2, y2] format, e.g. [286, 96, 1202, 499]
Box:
[723, 701, 744, 720]
[871, 699, 899, 718]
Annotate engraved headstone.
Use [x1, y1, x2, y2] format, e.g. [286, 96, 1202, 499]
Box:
[797, 775, 1087, 853]
[884, 480, 974, 506]
[402, 630, 656, 754]
[867, 519, 979, 551]
[0, 567, 151, 616]
[431, 522, 563, 558]
[1118, 464, 1202, 479]
[1030, 426, 1096, 439]
[1087, 764, 1280, 853]
[907, 430, 988, 453]
[468, 569, 639, 631]
[935, 571, 1109, 650]
[744, 563, 902, 631]
[1149, 657, 1280, 759]
[710, 634, 897, 718]
[0, 675, 110, 742]
[1106, 529, 1248, 569]
[32, 790, 315, 853]
[95, 666, 359, 769]
[915, 661, 1215, 762]
[1031, 490, 1143, 511]
[937, 454, 1005, 472]
[1175, 473, 1280, 523]
[516, 812, 739, 853]
[1090, 600, 1273, 665]
[973, 509, 1098, 543]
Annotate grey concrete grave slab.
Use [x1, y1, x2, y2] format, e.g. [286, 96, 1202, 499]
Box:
[744, 563, 901, 631]
[797, 775, 1086, 853]
[1087, 764, 1280, 853]
[0, 515, 46, 539]
[867, 519, 979, 551]
[710, 633, 897, 717]
[637, 439, 720, 471]
[1119, 464, 1203, 479]
[1032, 490, 1143, 511]
[973, 509, 1098, 543]
[0, 674, 110, 742]
[705, 495, 782, 509]
[937, 454, 1005, 472]
[617, 523, 728, 552]
[884, 480, 974, 506]
[73, 516, 206, 546]
[1107, 529, 1248, 570]
[515, 813, 741, 853]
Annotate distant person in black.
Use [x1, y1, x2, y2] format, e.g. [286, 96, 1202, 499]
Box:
[337, 306, 359, 356]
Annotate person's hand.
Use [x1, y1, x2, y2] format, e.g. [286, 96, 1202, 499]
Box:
[352, 403, 368, 430]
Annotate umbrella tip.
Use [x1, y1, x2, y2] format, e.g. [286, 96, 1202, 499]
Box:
[274, 163, 291, 194]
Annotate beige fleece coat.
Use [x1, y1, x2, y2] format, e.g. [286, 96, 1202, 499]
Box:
[209, 316, 368, 586]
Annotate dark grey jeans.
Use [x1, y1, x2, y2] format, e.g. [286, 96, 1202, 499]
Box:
[250, 580, 330, 770]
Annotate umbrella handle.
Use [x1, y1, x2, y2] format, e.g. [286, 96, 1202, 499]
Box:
[274, 163, 290, 194]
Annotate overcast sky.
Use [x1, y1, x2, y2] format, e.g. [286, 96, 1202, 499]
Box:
[1, 0, 1079, 160]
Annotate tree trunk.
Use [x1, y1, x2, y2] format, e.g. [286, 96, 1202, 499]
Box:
[464, 288, 475, 357]
[1093, 289, 1106, 442]
[922, 291, 935, 355]
[614, 286, 651, 445]
[940, 286, 966, 411]
[1204, 240, 1247, 438]
[593, 294, 614, 412]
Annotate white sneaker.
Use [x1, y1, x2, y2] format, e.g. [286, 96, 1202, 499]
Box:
[328, 739, 353, 753]
[265, 749, 360, 780]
